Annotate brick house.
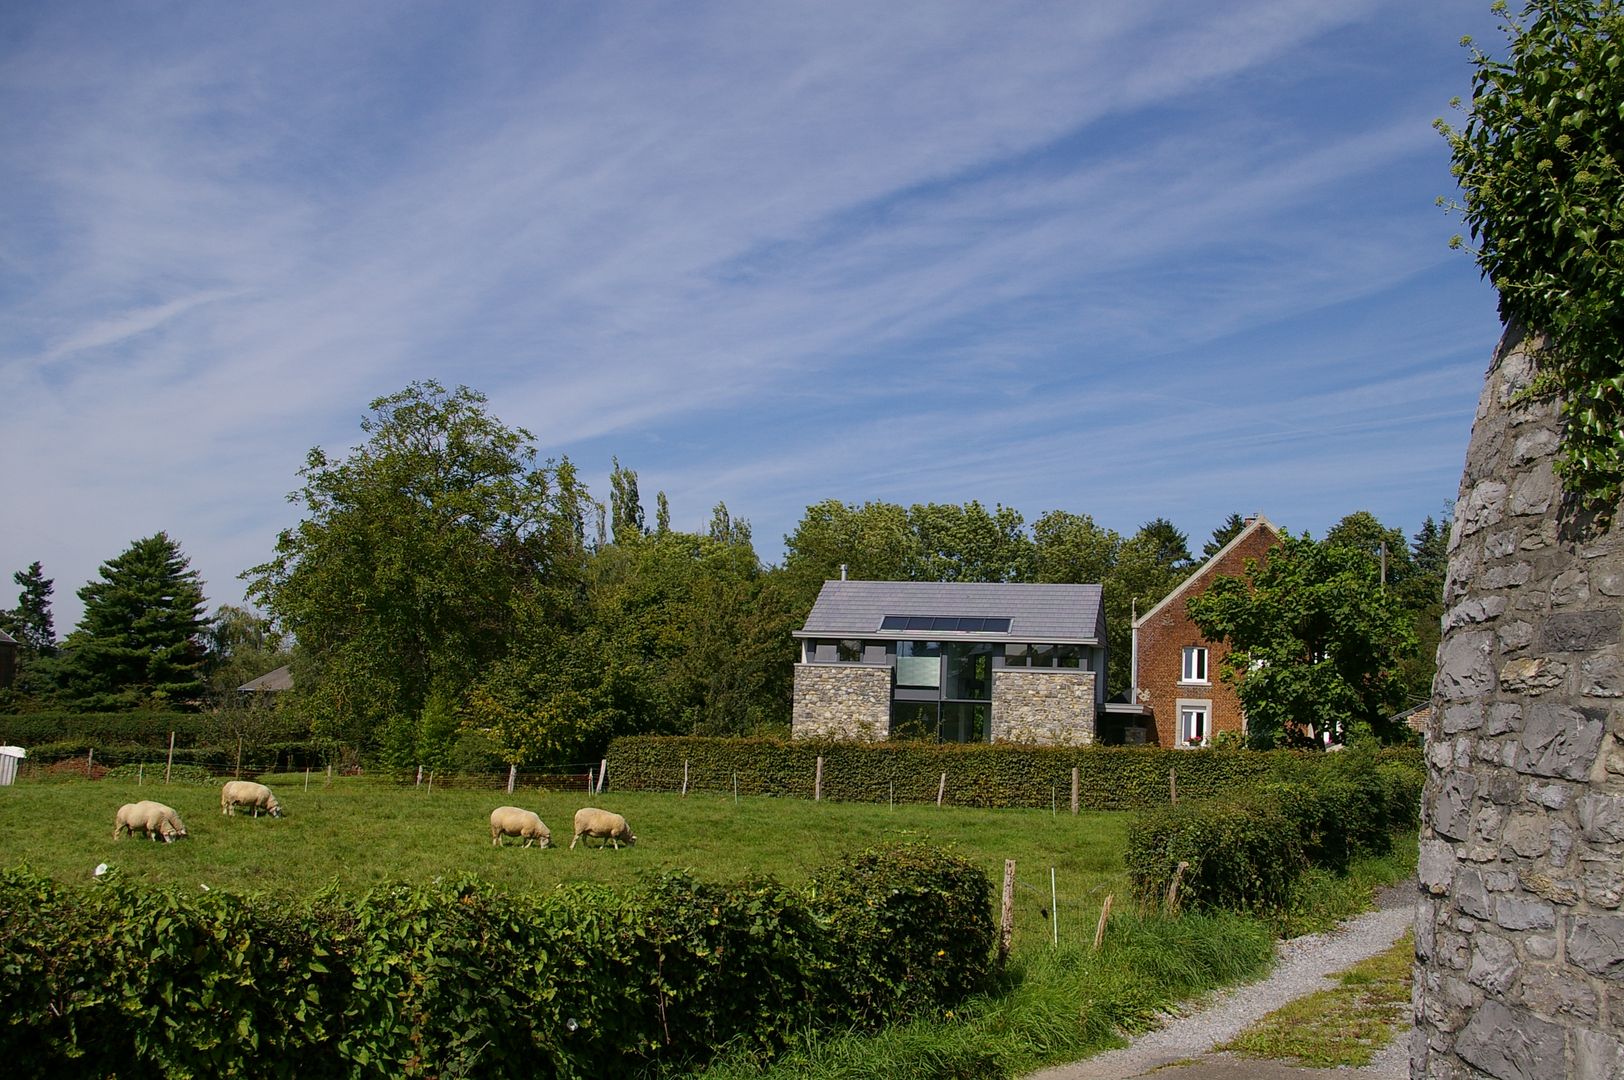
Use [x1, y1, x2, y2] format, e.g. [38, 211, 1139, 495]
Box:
[791, 579, 1107, 745]
[1129, 515, 1282, 747]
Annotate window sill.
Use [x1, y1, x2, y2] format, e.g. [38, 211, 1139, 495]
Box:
[1177, 680, 1211, 688]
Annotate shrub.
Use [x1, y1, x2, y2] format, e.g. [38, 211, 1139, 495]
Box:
[0, 845, 992, 1078]
[1124, 796, 1304, 914]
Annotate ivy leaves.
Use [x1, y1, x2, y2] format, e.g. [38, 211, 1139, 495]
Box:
[1439, 0, 1624, 509]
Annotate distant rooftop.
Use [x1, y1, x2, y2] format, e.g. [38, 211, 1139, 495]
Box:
[796, 580, 1104, 644]
[238, 665, 292, 692]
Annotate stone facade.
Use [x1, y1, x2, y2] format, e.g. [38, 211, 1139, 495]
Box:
[790, 663, 891, 740]
[1134, 519, 1281, 746]
[990, 669, 1097, 745]
[1416, 324, 1624, 1079]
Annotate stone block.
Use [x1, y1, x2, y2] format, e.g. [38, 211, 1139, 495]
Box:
[1551, 568, 1592, 606]
[1579, 793, 1624, 844]
[1512, 428, 1559, 465]
[1442, 703, 1483, 734]
[1501, 657, 1566, 695]
[1510, 466, 1557, 516]
[1456, 867, 1493, 920]
[1495, 895, 1556, 931]
[1461, 480, 1509, 537]
[1419, 838, 1456, 895]
[1581, 858, 1624, 909]
[1446, 596, 1508, 632]
[1505, 813, 1550, 858]
[1438, 631, 1497, 701]
[1518, 869, 1580, 906]
[1580, 652, 1624, 698]
[1542, 610, 1622, 653]
[1526, 780, 1570, 810]
[1574, 1028, 1624, 1080]
[1517, 966, 1599, 1024]
[1499, 620, 1536, 653]
[1568, 915, 1624, 980]
[1455, 999, 1567, 1080]
[1517, 703, 1606, 780]
[1486, 529, 1520, 558]
[1433, 774, 1476, 841]
[1437, 929, 1471, 970]
[1525, 932, 1558, 960]
[1597, 569, 1624, 597]
[1482, 561, 1533, 590]
[1467, 932, 1519, 994]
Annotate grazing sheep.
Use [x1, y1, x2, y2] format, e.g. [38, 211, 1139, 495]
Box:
[570, 807, 636, 850]
[489, 806, 551, 848]
[113, 801, 188, 843]
[220, 780, 283, 818]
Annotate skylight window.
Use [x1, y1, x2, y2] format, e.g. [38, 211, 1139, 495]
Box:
[879, 615, 1011, 633]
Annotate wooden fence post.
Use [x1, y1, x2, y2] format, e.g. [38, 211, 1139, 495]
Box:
[937, 771, 947, 807]
[426, 770, 434, 795]
[598, 758, 608, 793]
[998, 860, 1016, 968]
[1169, 767, 1178, 805]
[507, 764, 517, 794]
[1050, 867, 1058, 947]
[138, 763, 144, 786]
[235, 734, 243, 779]
[165, 732, 175, 785]
[1093, 894, 1114, 951]
[733, 772, 738, 803]
[1166, 860, 1191, 913]
[304, 766, 311, 792]
[416, 765, 423, 787]
[681, 759, 690, 798]
[86, 748, 94, 776]
[814, 755, 823, 802]
[327, 762, 333, 787]
[1071, 766, 1080, 814]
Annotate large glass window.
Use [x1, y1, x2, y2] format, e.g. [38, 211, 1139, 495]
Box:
[939, 703, 989, 743]
[1005, 643, 1086, 669]
[837, 639, 865, 662]
[1179, 701, 1210, 747]
[895, 640, 942, 688]
[890, 700, 938, 741]
[944, 642, 994, 700]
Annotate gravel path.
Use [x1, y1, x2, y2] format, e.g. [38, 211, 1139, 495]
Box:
[1024, 890, 1415, 1080]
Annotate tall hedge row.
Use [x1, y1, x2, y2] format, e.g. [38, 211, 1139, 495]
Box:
[0, 844, 992, 1078]
[1124, 750, 1424, 913]
[605, 735, 1419, 812]
[0, 710, 324, 773]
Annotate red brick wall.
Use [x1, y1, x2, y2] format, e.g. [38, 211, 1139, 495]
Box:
[1133, 522, 1280, 746]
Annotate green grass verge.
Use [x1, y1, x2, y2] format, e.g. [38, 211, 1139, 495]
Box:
[1219, 931, 1414, 1068]
[1275, 834, 1418, 938]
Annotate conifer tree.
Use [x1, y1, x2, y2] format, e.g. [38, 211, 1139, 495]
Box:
[59, 533, 209, 710]
[5, 561, 56, 659]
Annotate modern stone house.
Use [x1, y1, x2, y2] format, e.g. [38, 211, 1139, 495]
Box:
[791, 580, 1107, 744]
[1127, 515, 1282, 747]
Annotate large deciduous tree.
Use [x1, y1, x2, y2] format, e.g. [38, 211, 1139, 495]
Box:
[245, 381, 592, 759]
[58, 534, 209, 710]
[1187, 532, 1417, 748]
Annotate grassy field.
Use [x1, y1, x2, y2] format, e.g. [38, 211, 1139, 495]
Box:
[0, 773, 1132, 950]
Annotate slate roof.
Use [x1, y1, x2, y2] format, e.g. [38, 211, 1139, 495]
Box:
[0, 629, 16, 645]
[238, 665, 292, 692]
[796, 580, 1105, 644]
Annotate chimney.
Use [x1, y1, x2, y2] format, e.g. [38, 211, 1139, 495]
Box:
[839, 564, 848, 581]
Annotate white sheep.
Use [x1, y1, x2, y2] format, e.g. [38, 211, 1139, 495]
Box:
[570, 807, 636, 850]
[113, 801, 188, 843]
[220, 780, 283, 818]
[489, 806, 551, 848]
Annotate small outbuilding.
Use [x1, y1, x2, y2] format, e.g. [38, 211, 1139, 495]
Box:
[792, 580, 1106, 745]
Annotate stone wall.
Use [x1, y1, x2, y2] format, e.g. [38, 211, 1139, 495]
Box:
[990, 669, 1097, 745]
[791, 664, 892, 740]
[1416, 324, 1624, 1079]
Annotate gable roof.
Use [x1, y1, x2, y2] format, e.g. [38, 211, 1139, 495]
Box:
[0, 629, 16, 646]
[797, 580, 1105, 644]
[238, 665, 292, 692]
[1133, 514, 1283, 629]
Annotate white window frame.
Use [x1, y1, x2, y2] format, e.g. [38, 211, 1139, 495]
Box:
[1181, 646, 1209, 684]
[1176, 698, 1211, 748]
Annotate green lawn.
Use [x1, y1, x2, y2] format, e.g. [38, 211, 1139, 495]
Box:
[0, 774, 1131, 950]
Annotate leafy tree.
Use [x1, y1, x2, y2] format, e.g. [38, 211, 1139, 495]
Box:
[1202, 513, 1248, 559]
[1324, 511, 1412, 585]
[1439, 0, 1624, 507]
[1187, 532, 1418, 748]
[609, 457, 645, 545]
[906, 501, 1034, 583]
[58, 533, 209, 710]
[1394, 513, 1452, 704]
[655, 491, 672, 534]
[1032, 511, 1121, 585]
[245, 381, 593, 758]
[781, 499, 920, 601]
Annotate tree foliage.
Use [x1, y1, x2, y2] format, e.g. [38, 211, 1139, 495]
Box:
[245, 382, 592, 758]
[1187, 532, 1418, 748]
[1439, 0, 1624, 507]
[58, 534, 209, 711]
[4, 562, 56, 659]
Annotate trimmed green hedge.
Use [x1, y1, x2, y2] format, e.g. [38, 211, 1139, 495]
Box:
[605, 736, 1421, 811]
[1124, 750, 1423, 913]
[0, 843, 992, 1078]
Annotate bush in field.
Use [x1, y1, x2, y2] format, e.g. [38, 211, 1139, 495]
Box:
[1125, 751, 1420, 913]
[0, 844, 992, 1078]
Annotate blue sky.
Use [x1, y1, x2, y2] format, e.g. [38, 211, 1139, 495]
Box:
[2, 1, 1508, 629]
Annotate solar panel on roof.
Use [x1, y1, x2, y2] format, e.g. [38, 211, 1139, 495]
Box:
[877, 614, 1013, 633]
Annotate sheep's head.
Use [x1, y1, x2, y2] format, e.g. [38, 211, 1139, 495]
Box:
[267, 800, 283, 818]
